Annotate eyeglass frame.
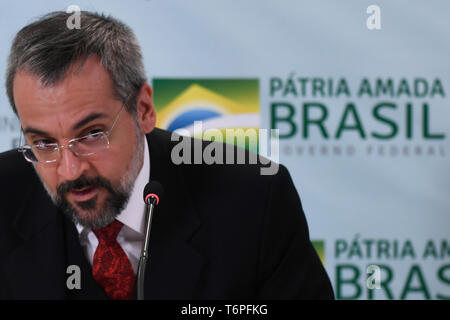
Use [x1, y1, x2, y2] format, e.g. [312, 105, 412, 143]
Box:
[18, 99, 128, 164]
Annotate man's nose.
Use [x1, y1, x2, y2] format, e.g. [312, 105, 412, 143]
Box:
[56, 147, 89, 181]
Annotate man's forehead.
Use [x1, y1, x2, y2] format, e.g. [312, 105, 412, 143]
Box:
[22, 111, 111, 137]
[13, 57, 115, 111]
[14, 62, 117, 129]
[16, 89, 111, 122]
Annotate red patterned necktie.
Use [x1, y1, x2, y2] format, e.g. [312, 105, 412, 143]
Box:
[92, 220, 136, 300]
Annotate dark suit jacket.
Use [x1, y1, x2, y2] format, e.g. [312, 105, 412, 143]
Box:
[0, 128, 334, 299]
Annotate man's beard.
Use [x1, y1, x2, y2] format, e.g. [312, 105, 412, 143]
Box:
[37, 132, 145, 229]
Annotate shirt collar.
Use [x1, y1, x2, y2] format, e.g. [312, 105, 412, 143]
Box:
[76, 138, 150, 235]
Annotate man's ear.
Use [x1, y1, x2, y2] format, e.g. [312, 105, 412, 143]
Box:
[136, 82, 156, 134]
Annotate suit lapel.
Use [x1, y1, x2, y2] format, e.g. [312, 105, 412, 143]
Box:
[4, 176, 66, 299]
[63, 216, 108, 300]
[144, 129, 205, 299]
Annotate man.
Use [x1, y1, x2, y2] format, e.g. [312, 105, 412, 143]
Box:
[0, 11, 333, 299]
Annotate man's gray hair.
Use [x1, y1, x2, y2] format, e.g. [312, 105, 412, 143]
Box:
[6, 11, 147, 116]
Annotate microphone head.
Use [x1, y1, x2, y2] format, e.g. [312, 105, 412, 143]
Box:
[143, 181, 164, 205]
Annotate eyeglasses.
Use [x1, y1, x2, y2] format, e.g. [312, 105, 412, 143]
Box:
[18, 101, 127, 164]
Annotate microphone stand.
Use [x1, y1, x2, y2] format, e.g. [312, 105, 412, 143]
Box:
[136, 199, 156, 300]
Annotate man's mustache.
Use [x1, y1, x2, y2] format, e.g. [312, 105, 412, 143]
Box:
[56, 175, 115, 197]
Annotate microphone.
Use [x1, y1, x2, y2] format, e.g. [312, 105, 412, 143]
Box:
[137, 181, 164, 300]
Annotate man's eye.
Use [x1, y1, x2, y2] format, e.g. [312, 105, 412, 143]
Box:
[84, 129, 104, 139]
[33, 140, 56, 150]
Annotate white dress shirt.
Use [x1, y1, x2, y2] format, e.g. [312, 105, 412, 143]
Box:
[76, 140, 150, 274]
